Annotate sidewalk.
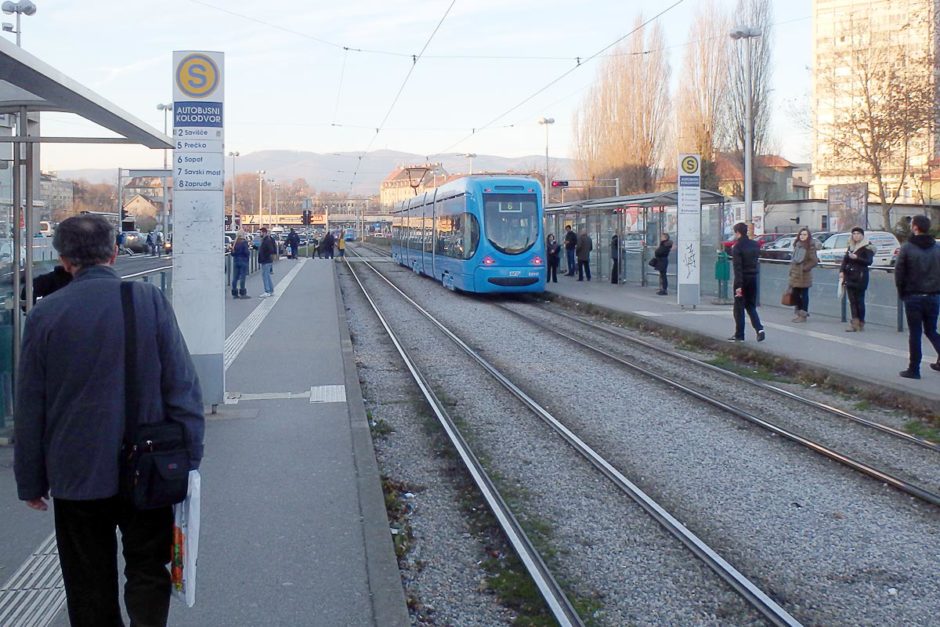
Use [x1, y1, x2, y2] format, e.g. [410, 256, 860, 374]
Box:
[0, 257, 408, 626]
[545, 275, 940, 407]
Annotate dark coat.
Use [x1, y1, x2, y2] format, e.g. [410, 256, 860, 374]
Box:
[895, 233, 940, 296]
[232, 239, 251, 263]
[258, 234, 277, 263]
[839, 241, 875, 290]
[563, 229, 578, 250]
[654, 238, 673, 270]
[575, 233, 593, 261]
[610, 235, 620, 261]
[14, 266, 204, 501]
[732, 235, 760, 290]
[546, 238, 561, 264]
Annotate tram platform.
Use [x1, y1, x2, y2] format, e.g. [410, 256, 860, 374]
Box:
[0, 257, 409, 626]
[544, 274, 940, 408]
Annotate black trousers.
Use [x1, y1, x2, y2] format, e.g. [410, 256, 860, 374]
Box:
[54, 496, 173, 627]
[846, 286, 866, 322]
[733, 275, 763, 339]
[791, 286, 810, 312]
[658, 264, 668, 292]
[611, 259, 619, 284]
[547, 258, 559, 282]
[577, 259, 591, 281]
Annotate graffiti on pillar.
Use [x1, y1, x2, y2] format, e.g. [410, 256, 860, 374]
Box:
[682, 241, 697, 279]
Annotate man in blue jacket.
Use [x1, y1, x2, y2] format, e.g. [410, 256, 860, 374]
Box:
[14, 214, 205, 627]
[895, 214, 940, 379]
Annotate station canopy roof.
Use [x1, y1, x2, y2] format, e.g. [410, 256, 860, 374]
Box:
[546, 189, 727, 213]
[0, 37, 171, 149]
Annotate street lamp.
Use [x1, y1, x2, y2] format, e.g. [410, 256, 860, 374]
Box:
[538, 117, 555, 204]
[257, 170, 265, 228]
[2, 0, 36, 47]
[156, 103, 172, 170]
[459, 153, 477, 175]
[228, 151, 239, 230]
[730, 26, 761, 230]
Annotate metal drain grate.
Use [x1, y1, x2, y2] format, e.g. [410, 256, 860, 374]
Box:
[309, 385, 346, 403]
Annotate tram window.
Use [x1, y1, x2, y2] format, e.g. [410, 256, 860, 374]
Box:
[462, 212, 480, 260]
[482, 193, 538, 255]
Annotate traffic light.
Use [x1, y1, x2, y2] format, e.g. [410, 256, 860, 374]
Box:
[551, 180, 569, 188]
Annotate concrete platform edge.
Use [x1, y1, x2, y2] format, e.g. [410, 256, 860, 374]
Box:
[546, 292, 939, 416]
[333, 262, 410, 626]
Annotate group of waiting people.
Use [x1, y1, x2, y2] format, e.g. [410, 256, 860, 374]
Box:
[729, 216, 940, 380]
[545, 226, 674, 294]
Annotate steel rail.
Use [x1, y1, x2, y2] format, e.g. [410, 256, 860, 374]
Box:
[346, 250, 802, 627]
[540, 305, 939, 452]
[343, 257, 585, 627]
[498, 304, 940, 508]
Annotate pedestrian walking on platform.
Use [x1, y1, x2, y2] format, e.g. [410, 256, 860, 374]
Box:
[563, 225, 577, 276]
[895, 215, 940, 379]
[839, 227, 875, 332]
[610, 233, 620, 284]
[337, 231, 346, 259]
[155, 232, 163, 257]
[146, 232, 155, 256]
[258, 226, 277, 297]
[14, 214, 205, 627]
[654, 232, 673, 295]
[787, 227, 819, 323]
[546, 234, 560, 283]
[728, 222, 765, 343]
[576, 229, 593, 281]
[231, 234, 251, 299]
[287, 228, 300, 259]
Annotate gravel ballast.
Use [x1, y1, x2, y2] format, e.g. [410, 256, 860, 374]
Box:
[343, 252, 939, 626]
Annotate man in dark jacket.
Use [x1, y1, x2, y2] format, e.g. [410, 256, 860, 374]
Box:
[654, 232, 673, 295]
[287, 228, 300, 259]
[729, 222, 765, 342]
[258, 226, 277, 297]
[15, 214, 204, 626]
[895, 215, 940, 378]
[563, 225, 578, 276]
[576, 229, 593, 281]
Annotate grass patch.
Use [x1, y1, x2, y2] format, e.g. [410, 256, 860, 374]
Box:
[707, 355, 790, 382]
[369, 417, 394, 438]
[853, 400, 872, 411]
[904, 420, 940, 444]
[381, 476, 420, 559]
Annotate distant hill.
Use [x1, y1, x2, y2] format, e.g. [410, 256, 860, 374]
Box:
[57, 150, 575, 195]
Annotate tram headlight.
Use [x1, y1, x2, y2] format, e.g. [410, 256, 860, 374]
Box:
[482, 255, 496, 266]
[531, 255, 543, 265]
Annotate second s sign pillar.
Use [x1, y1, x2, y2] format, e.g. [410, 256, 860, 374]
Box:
[677, 154, 701, 307]
[172, 50, 225, 406]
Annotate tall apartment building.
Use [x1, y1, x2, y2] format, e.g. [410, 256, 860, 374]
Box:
[812, 0, 938, 214]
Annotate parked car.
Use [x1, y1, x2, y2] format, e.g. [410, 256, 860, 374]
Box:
[224, 235, 233, 253]
[818, 231, 900, 266]
[758, 235, 797, 260]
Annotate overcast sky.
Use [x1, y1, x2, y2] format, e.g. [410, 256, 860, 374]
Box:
[15, 0, 812, 183]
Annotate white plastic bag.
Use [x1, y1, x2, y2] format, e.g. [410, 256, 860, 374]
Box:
[171, 470, 201, 608]
[837, 281, 845, 301]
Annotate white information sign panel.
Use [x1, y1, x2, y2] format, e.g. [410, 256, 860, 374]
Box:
[172, 50, 225, 405]
[677, 154, 701, 307]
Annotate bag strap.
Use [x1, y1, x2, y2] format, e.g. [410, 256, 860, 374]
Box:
[121, 282, 139, 444]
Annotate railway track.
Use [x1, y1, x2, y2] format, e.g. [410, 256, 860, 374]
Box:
[497, 301, 940, 507]
[353, 241, 940, 507]
[344, 249, 801, 626]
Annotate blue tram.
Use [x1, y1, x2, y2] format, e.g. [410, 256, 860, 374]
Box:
[391, 176, 546, 293]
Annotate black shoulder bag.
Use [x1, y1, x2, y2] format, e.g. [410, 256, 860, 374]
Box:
[120, 282, 192, 510]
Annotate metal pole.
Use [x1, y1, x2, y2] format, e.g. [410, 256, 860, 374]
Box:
[24, 110, 33, 313]
[15, 12, 20, 47]
[258, 174, 263, 228]
[615, 178, 620, 197]
[744, 38, 754, 228]
[11, 114, 22, 382]
[544, 124, 550, 205]
[231, 155, 237, 230]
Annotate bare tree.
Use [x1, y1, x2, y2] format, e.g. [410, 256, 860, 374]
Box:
[574, 16, 671, 197]
[724, 0, 774, 198]
[815, 11, 935, 229]
[676, 0, 731, 191]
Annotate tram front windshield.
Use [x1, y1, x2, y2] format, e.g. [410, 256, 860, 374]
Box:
[482, 193, 539, 255]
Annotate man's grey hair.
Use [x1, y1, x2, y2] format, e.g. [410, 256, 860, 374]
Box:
[53, 215, 115, 268]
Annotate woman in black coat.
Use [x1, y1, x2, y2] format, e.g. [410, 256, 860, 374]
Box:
[654, 233, 673, 295]
[839, 226, 876, 332]
[545, 234, 560, 283]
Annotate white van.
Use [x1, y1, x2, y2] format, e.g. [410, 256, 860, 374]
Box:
[818, 231, 900, 267]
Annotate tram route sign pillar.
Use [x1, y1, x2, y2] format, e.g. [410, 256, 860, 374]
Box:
[172, 50, 225, 406]
[677, 154, 701, 307]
